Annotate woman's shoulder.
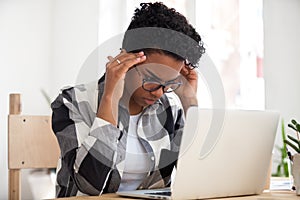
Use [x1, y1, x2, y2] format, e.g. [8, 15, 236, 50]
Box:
[60, 80, 99, 93]
[54, 81, 99, 111]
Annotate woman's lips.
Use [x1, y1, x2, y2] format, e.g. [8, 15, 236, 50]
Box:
[144, 98, 156, 105]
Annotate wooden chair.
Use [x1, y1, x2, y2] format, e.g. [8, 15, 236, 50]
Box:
[8, 94, 60, 200]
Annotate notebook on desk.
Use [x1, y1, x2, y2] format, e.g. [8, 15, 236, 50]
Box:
[117, 107, 280, 199]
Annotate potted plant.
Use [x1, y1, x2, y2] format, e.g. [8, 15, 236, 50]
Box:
[284, 119, 300, 195]
[272, 120, 290, 177]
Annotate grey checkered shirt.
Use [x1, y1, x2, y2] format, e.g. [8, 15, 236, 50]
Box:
[51, 77, 184, 197]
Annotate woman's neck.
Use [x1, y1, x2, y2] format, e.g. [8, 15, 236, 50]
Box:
[129, 98, 143, 115]
[120, 90, 143, 115]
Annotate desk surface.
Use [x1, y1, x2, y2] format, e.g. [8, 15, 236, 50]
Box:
[53, 190, 297, 200]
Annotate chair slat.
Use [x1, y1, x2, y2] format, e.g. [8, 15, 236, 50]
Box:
[8, 115, 60, 169]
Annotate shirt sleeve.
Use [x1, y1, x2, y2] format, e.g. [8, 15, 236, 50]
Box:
[51, 87, 121, 196]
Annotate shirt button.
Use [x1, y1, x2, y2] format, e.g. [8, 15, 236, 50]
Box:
[151, 156, 155, 161]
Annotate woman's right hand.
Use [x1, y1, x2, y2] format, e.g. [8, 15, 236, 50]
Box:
[103, 50, 146, 100]
[97, 50, 146, 125]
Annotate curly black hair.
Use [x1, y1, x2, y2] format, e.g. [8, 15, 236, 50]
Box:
[122, 2, 205, 67]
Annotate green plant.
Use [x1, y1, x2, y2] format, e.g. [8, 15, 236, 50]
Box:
[272, 119, 289, 177]
[284, 119, 300, 154]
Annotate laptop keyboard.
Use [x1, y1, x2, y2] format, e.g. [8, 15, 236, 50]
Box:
[145, 191, 171, 196]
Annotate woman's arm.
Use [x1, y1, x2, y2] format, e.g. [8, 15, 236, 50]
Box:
[175, 67, 198, 114]
[97, 50, 146, 125]
[51, 50, 146, 196]
[52, 87, 121, 196]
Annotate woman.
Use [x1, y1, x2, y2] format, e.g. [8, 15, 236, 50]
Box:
[51, 2, 205, 197]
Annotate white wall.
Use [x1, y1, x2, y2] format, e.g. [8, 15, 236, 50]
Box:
[263, 0, 300, 169]
[0, 1, 52, 199]
[0, 0, 98, 199]
[50, 0, 99, 98]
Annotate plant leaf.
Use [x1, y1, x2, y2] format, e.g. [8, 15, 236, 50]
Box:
[284, 139, 300, 153]
[296, 124, 300, 132]
[283, 161, 289, 177]
[272, 164, 281, 177]
[287, 135, 300, 145]
[282, 120, 287, 153]
[288, 124, 297, 131]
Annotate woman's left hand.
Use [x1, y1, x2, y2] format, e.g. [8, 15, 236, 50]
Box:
[175, 66, 198, 98]
[174, 66, 198, 112]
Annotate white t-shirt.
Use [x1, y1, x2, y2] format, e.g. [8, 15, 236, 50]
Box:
[118, 114, 151, 191]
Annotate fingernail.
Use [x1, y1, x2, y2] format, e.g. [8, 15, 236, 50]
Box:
[139, 51, 144, 55]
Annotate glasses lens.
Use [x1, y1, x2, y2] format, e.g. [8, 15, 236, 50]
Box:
[161, 83, 180, 93]
[143, 81, 182, 93]
[143, 81, 161, 92]
[164, 83, 182, 93]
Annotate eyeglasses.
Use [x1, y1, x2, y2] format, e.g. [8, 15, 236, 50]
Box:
[135, 67, 182, 93]
[184, 59, 198, 70]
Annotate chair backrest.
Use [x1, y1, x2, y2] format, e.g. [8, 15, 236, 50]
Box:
[8, 94, 60, 200]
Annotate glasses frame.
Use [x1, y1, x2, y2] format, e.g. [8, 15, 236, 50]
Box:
[135, 67, 182, 93]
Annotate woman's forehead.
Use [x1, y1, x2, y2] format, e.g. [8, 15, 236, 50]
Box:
[143, 52, 183, 67]
[137, 64, 181, 81]
[136, 53, 184, 80]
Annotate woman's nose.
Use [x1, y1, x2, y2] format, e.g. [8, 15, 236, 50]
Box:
[150, 87, 164, 98]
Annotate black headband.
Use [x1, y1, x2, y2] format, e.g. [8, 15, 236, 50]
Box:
[122, 27, 204, 66]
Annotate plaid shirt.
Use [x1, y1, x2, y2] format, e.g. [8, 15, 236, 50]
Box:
[51, 77, 185, 197]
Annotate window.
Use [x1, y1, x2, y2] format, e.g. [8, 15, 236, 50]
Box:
[98, 0, 265, 109]
[196, 0, 264, 109]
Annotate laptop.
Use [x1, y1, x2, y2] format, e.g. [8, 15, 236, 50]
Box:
[117, 107, 280, 199]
